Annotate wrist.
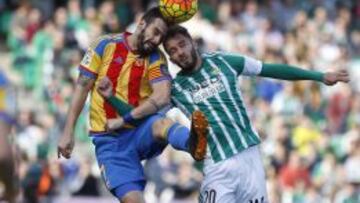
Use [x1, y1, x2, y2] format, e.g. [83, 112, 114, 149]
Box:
[107, 95, 118, 106]
[107, 94, 116, 100]
[123, 112, 135, 124]
[317, 72, 325, 82]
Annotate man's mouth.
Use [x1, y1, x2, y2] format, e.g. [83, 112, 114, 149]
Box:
[145, 42, 155, 50]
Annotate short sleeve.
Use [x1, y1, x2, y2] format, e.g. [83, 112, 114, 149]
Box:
[242, 55, 262, 76]
[148, 50, 172, 84]
[78, 36, 109, 79]
[220, 53, 262, 76]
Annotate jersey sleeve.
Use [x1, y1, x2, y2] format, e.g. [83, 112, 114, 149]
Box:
[221, 53, 263, 76]
[78, 36, 109, 79]
[147, 50, 172, 84]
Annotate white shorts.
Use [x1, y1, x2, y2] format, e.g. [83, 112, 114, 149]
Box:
[199, 145, 268, 203]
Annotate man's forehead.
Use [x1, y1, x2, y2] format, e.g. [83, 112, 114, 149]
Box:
[150, 18, 167, 29]
[165, 34, 189, 50]
[170, 34, 188, 42]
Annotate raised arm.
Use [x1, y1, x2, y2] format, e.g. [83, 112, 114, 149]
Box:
[220, 53, 349, 85]
[259, 63, 349, 85]
[125, 79, 171, 120]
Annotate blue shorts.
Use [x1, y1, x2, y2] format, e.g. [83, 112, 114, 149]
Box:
[91, 114, 167, 199]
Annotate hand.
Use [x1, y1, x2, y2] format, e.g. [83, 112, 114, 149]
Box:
[323, 70, 350, 86]
[106, 118, 125, 131]
[57, 130, 75, 159]
[97, 77, 113, 98]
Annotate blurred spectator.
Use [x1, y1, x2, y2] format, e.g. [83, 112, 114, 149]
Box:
[279, 151, 311, 189]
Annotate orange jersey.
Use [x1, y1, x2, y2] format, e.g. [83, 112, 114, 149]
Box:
[79, 32, 171, 134]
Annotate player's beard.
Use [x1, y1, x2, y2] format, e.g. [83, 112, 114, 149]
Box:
[178, 47, 198, 72]
[137, 26, 156, 56]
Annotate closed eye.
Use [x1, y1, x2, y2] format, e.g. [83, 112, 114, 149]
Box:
[178, 40, 186, 48]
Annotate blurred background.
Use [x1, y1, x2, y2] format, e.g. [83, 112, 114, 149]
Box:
[0, 0, 359, 202]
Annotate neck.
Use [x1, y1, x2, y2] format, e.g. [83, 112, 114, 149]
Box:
[193, 52, 202, 72]
[182, 52, 202, 74]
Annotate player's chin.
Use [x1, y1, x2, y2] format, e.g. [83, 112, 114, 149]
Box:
[180, 63, 193, 71]
[145, 42, 157, 50]
[139, 46, 155, 55]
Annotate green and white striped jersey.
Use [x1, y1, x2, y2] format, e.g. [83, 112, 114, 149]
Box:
[171, 52, 263, 163]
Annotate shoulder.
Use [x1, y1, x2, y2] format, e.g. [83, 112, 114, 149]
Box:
[90, 34, 125, 56]
[201, 52, 221, 59]
[172, 72, 190, 85]
[148, 49, 166, 65]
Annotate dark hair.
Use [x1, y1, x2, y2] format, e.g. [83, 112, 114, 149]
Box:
[141, 6, 171, 26]
[163, 25, 192, 44]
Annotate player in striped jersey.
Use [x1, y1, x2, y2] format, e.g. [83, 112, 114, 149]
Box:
[57, 7, 208, 203]
[160, 25, 349, 203]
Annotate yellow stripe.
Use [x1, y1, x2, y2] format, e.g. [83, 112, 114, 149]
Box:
[98, 43, 116, 78]
[115, 52, 136, 104]
[89, 43, 116, 132]
[139, 75, 152, 105]
[89, 52, 101, 71]
[138, 57, 156, 105]
[90, 88, 108, 131]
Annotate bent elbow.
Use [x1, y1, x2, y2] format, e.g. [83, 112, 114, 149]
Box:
[153, 91, 171, 108]
[157, 95, 171, 108]
[161, 96, 171, 106]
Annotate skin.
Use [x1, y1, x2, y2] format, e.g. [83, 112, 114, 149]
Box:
[57, 17, 173, 203]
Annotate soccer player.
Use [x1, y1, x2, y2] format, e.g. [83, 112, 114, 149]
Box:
[163, 25, 350, 203]
[57, 7, 208, 203]
[103, 25, 350, 203]
[0, 71, 18, 203]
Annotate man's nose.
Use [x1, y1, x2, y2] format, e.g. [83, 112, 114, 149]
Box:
[178, 49, 185, 58]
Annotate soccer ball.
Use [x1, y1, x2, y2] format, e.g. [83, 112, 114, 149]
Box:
[159, 0, 198, 24]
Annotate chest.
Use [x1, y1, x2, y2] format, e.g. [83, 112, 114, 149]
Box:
[175, 65, 237, 104]
[101, 51, 149, 81]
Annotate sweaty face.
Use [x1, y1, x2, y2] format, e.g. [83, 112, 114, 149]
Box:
[164, 34, 197, 71]
[137, 18, 167, 55]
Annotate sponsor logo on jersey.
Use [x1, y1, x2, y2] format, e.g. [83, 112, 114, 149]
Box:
[188, 75, 225, 103]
